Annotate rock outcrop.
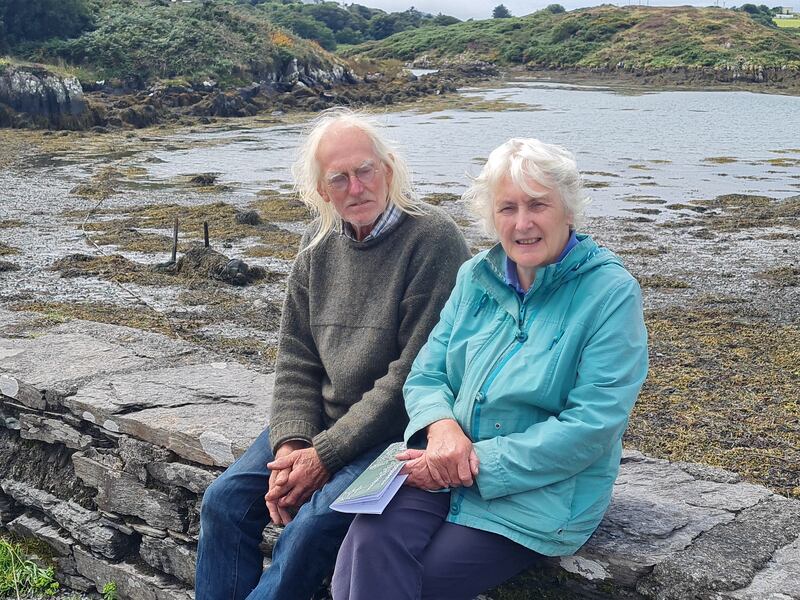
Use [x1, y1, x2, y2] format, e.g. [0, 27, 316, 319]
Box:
[0, 64, 93, 129]
[1, 308, 798, 600]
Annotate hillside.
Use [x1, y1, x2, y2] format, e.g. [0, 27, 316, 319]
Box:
[11, 0, 344, 87]
[345, 6, 800, 72]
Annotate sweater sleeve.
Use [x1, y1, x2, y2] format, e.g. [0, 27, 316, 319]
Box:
[269, 233, 326, 454]
[311, 221, 470, 472]
[473, 277, 649, 500]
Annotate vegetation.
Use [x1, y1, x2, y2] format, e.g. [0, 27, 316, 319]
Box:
[775, 17, 800, 28]
[102, 581, 118, 600]
[493, 4, 512, 19]
[0, 535, 59, 597]
[734, 3, 777, 27]
[7, 0, 341, 87]
[346, 5, 800, 70]
[245, 1, 460, 50]
[0, 0, 94, 50]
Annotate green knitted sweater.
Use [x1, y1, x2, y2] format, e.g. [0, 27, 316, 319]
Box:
[268, 205, 470, 473]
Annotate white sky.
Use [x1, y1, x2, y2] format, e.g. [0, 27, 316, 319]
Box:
[349, 1, 748, 20]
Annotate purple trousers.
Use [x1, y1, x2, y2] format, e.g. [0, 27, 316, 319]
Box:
[331, 487, 541, 600]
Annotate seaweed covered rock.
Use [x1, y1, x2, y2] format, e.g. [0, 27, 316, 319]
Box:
[170, 246, 266, 286]
[0, 64, 92, 130]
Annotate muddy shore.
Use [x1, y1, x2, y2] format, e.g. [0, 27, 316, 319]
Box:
[0, 97, 797, 505]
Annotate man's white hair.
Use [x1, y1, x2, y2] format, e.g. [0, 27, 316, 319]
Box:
[292, 107, 425, 251]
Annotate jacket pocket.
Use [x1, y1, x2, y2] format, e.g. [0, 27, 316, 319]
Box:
[488, 476, 577, 539]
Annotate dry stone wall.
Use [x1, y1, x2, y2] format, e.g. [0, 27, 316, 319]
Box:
[1, 308, 798, 600]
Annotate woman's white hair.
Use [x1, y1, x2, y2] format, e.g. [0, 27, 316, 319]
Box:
[463, 138, 590, 238]
[292, 107, 425, 251]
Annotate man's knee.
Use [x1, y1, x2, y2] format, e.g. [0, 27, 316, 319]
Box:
[200, 474, 229, 526]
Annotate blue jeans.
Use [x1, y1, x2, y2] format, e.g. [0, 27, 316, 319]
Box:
[195, 427, 387, 600]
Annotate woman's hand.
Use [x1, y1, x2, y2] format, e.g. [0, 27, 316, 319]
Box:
[399, 419, 480, 488]
[397, 448, 445, 490]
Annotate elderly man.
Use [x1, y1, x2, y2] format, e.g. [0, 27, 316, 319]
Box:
[195, 108, 470, 600]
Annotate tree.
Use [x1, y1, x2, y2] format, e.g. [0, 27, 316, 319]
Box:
[1, 0, 95, 45]
[492, 4, 512, 18]
[545, 4, 566, 14]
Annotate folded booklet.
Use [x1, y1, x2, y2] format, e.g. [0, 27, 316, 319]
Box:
[330, 441, 408, 514]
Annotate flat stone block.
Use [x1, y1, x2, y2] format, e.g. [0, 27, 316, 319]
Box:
[73, 451, 185, 531]
[147, 461, 218, 495]
[65, 363, 273, 466]
[637, 496, 800, 599]
[7, 512, 73, 556]
[1, 478, 131, 560]
[140, 535, 197, 586]
[0, 319, 201, 395]
[74, 546, 193, 600]
[729, 536, 800, 599]
[19, 412, 93, 449]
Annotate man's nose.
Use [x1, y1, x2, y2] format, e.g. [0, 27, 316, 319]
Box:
[348, 175, 365, 195]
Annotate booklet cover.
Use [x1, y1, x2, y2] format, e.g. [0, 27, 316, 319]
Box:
[330, 441, 408, 514]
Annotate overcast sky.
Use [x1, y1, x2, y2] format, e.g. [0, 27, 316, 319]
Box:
[354, 1, 738, 20]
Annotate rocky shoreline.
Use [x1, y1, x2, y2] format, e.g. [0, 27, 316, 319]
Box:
[4, 56, 799, 133]
[0, 61, 498, 131]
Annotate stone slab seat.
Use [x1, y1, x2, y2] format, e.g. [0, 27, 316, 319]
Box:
[1, 314, 799, 599]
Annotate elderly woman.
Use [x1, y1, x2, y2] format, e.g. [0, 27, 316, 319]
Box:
[195, 109, 470, 600]
[332, 138, 649, 600]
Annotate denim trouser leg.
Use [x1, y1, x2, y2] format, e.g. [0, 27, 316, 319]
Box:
[196, 428, 273, 600]
[196, 426, 388, 600]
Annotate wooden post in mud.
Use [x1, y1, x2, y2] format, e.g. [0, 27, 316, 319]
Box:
[203, 221, 209, 248]
[171, 217, 179, 263]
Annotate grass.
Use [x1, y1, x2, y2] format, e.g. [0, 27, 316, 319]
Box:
[0, 535, 60, 597]
[775, 18, 800, 28]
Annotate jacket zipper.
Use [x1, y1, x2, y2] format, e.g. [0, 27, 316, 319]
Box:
[467, 299, 529, 441]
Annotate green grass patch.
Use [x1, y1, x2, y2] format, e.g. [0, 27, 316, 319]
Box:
[775, 18, 800, 28]
[0, 535, 60, 597]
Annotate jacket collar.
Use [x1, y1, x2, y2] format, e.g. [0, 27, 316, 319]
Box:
[472, 234, 603, 312]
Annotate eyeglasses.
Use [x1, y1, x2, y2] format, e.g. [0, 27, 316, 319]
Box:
[325, 162, 379, 193]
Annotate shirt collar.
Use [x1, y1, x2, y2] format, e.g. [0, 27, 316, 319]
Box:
[342, 203, 399, 242]
[504, 230, 579, 295]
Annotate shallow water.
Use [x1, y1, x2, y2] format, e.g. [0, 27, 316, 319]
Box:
[141, 80, 800, 218]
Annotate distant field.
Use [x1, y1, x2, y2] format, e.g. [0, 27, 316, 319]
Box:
[775, 18, 800, 27]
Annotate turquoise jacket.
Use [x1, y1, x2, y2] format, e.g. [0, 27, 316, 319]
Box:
[403, 234, 648, 556]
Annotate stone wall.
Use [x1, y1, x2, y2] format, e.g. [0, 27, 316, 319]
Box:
[1, 308, 798, 600]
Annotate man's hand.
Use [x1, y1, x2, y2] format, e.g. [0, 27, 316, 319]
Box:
[266, 440, 308, 526]
[423, 419, 479, 487]
[266, 446, 330, 518]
